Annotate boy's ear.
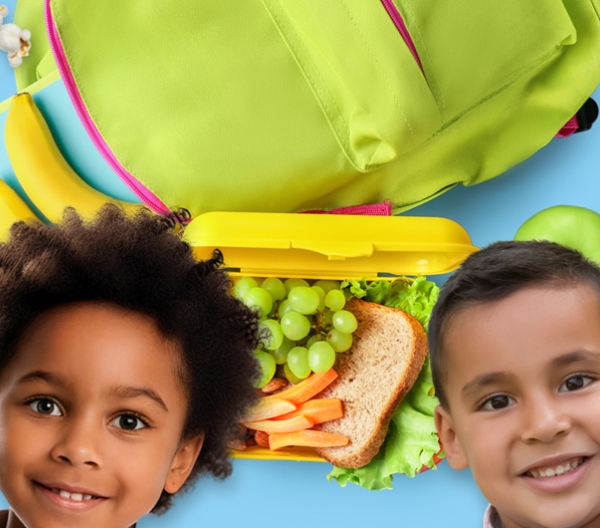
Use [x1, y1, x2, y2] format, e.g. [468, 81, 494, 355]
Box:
[163, 433, 205, 494]
[434, 405, 469, 470]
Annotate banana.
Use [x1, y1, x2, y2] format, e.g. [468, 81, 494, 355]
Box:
[4, 92, 143, 223]
[0, 178, 38, 242]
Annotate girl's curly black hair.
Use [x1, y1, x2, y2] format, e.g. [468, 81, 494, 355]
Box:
[0, 204, 260, 514]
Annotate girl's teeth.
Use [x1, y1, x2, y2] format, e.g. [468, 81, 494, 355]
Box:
[52, 488, 95, 500]
[527, 457, 584, 478]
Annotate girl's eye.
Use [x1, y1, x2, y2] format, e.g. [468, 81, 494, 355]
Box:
[560, 375, 593, 392]
[480, 394, 514, 411]
[29, 398, 61, 416]
[111, 414, 147, 431]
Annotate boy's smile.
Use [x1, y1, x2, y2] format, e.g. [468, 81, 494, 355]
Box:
[435, 285, 600, 528]
[0, 302, 203, 528]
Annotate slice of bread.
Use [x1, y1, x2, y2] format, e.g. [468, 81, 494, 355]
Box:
[313, 298, 428, 468]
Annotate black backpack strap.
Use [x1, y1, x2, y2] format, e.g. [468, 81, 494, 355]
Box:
[575, 97, 598, 133]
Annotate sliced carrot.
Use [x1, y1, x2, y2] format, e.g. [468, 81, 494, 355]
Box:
[243, 415, 314, 434]
[269, 430, 350, 451]
[263, 369, 338, 406]
[273, 399, 344, 425]
[243, 398, 297, 423]
[419, 447, 445, 473]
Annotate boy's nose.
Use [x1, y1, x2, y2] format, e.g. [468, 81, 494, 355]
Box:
[520, 395, 570, 443]
[50, 416, 103, 468]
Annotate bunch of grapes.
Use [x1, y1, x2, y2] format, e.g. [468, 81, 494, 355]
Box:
[234, 277, 358, 387]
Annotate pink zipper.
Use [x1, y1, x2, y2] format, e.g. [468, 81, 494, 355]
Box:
[44, 0, 173, 217]
[380, 0, 424, 73]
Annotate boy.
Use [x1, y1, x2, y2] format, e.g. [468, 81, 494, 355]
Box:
[0, 205, 260, 528]
[430, 240, 600, 528]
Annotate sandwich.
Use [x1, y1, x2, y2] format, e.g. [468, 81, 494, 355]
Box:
[314, 298, 428, 468]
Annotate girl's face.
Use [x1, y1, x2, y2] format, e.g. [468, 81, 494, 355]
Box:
[0, 302, 203, 528]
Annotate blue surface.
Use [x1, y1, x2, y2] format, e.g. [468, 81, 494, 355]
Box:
[1, 3, 600, 524]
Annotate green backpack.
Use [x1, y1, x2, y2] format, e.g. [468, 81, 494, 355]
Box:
[13, 0, 600, 218]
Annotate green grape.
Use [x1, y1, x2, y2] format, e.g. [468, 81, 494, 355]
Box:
[284, 278, 310, 295]
[271, 338, 295, 365]
[284, 363, 302, 385]
[325, 289, 346, 311]
[308, 342, 336, 373]
[326, 329, 353, 352]
[306, 334, 321, 348]
[288, 286, 320, 314]
[287, 346, 311, 379]
[278, 299, 294, 318]
[234, 277, 258, 300]
[312, 280, 341, 294]
[259, 319, 284, 351]
[280, 312, 311, 341]
[332, 310, 358, 333]
[261, 277, 286, 301]
[243, 287, 273, 318]
[311, 286, 326, 311]
[254, 350, 276, 388]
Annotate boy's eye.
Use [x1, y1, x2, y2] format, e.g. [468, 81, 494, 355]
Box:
[480, 394, 514, 411]
[111, 414, 147, 431]
[560, 374, 593, 392]
[29, 398, 61, 416]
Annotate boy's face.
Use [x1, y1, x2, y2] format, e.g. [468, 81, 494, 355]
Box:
[0, 302, 203, 528]
[435, 285, 600, 528]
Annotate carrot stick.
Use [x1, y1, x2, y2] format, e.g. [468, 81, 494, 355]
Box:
[243, 415, 314, 434]
[243, 398, 296, 423]
[263, 369, 338, 406]
[273, 399, 343, 424]
[269, 430, 350, 451]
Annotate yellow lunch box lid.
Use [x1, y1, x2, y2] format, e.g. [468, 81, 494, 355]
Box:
[183, 212, 477, 280]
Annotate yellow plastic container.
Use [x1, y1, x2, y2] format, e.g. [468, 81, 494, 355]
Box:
[183, 212, 477, 462]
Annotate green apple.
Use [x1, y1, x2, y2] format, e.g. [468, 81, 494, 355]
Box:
[514, 205, 600, 266]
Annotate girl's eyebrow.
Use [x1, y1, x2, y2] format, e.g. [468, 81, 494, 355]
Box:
[109, 385, 169, 413]
[15, 371, 168, 413]
[16, 370, 72, 389]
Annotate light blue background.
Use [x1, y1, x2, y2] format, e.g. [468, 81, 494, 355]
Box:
[1, 2, 600, 525]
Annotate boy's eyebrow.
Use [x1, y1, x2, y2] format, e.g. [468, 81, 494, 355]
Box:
[461, 372, 516, 401]
[550, 350, 600, 369]
[110, 386, 169, 413]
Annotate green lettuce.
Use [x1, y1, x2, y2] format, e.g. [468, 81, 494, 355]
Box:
[327, 278, 443, 490]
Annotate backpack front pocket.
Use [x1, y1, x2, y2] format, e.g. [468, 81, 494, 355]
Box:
[392, 0, 578, 124]
[262, 0, 442, 172]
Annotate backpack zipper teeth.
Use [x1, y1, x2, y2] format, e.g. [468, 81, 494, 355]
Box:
[380, 0, 424, 73]
[44, 0, 173, 216]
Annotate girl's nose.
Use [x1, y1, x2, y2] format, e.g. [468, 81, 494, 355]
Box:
[50, 415, 103, 468]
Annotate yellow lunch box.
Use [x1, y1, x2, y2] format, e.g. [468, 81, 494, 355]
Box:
[183, 212, 477, 462]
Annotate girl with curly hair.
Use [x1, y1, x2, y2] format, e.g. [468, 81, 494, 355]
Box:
[0, 205, 260, 528]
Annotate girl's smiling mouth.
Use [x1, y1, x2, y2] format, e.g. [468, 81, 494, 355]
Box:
[520, 455, 593, 492]
[34, 481, 107, 510]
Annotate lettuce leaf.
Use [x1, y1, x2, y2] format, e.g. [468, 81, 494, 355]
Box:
[328, 278, 443, 489]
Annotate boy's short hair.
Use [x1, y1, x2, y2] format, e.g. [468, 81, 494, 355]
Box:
[0, 205, 260, 513]
[428, 240, 600, 409]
